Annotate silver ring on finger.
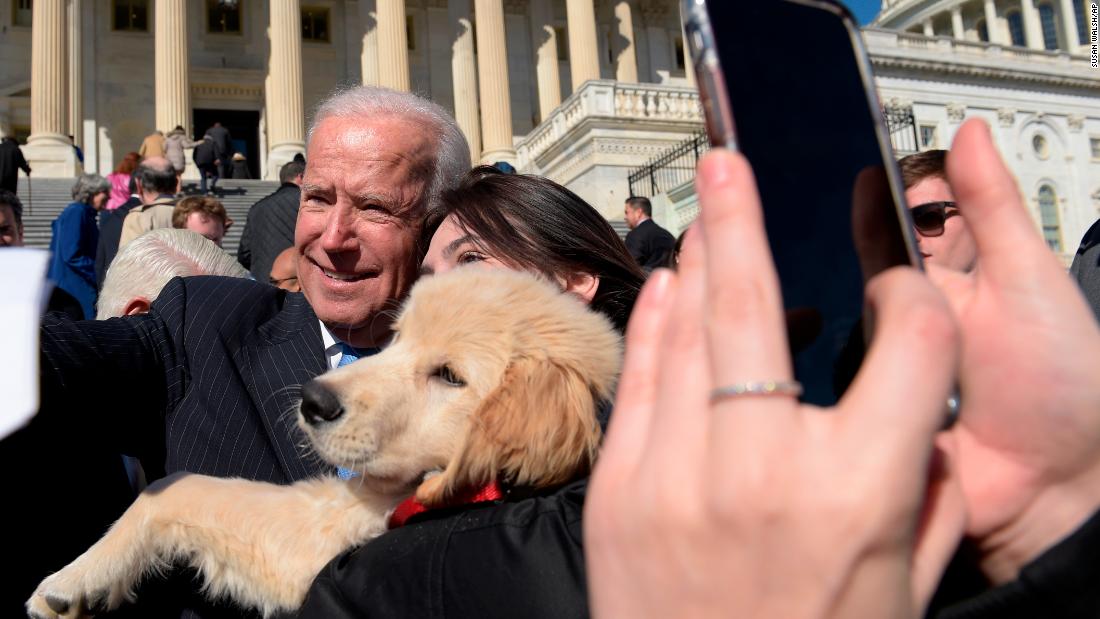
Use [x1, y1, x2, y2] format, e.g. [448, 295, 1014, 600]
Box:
[710, 380, 803, 404]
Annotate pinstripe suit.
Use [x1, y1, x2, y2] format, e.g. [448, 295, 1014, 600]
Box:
[40, 274, 330, 484]
[38, 275, 332, 618]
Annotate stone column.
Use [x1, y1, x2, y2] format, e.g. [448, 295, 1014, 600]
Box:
[951, 6, 965, 38]
[67, 0, 81, 152]
[1059, 0, 1082, 48]
[377, 0, 410, 91]
[267, 0, 306, 176]
[449, 0, 481, 161]
[360, 0, 379, 85]
[154, 0, 190, 134]
[613, 1, 638, 83]
[923, 19, 935, 36]
[25, 0, 77, 176]
[984, 0, 1005, 43]
[1020, 0, 1043, 49]
[566, 0, 600, 91]
[475, 0, 515, 163]
[530, 0, 562, 122]
[679, 1, 694, 86]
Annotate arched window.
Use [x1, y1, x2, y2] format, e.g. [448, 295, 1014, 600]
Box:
[1075, 0, 1088, 44]
[976, 18, 989, 42]
[1038, 185, 1063, 252]
[1006, 11, 1026, 46]
[1038, 3, 1059, 50]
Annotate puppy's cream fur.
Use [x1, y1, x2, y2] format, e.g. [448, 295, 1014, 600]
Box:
[27, 268, 621, 618]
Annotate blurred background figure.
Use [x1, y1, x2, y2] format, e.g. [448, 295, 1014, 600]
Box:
[106, 152, 142, 211]
[164, 125, 203, 180]
[0, 135, 31, 194]
[95, 173, 141, 287]
[268, 246, 300, 292]
[237, 159, 304, 281]
[193, 135, 219, 195]
[0, 189, 23, 246]
[623, 196, 676, 272]
[231, 152, 251, 179]
[139, 129, 165, 159]
[205, 121, 233, 180]
[172, 196, 233, 247]
[47, 174, 111, 319]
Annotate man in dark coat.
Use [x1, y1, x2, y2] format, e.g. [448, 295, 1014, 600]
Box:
[95, 173, 142, 288]
[238, 160, 304, 281]
[30, 87, 470, 619]
[623, 196, 676, 271]
[0, 135, 31, 193]
[193, 136, 219, 194]
[1070, 218, 1100, 321]
[204, 122, 233, 180]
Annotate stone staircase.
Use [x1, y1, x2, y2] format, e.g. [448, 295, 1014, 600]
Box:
[15, 178, 281, 258]
[609, 220, 629, 240]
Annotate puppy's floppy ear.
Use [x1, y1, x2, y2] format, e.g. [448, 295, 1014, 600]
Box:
[416, 356, 603, 507]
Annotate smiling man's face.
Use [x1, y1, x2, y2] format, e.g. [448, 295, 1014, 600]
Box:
[295, 114, 436, 347]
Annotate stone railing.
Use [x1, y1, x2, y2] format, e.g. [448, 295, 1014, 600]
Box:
[885, 29, 1078, 64]
[516, 80, 702, 169]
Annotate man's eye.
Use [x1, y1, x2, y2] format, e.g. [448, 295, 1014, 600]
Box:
[431, 365, 465, 387]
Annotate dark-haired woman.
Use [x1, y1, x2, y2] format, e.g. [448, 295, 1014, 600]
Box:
[299, 167, 645, 619]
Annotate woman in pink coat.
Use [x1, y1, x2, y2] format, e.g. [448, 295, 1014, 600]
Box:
[105, 152, 141, 211]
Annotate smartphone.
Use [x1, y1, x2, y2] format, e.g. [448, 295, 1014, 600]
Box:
[682, 0, 951, 412]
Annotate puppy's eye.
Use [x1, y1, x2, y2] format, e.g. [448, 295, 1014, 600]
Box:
[431, 365, 466, 387]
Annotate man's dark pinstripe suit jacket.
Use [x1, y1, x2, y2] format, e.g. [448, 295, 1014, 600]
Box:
[40, 274, 331, 485]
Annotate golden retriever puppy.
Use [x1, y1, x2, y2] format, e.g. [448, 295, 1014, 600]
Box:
[27, 268, 621, 619]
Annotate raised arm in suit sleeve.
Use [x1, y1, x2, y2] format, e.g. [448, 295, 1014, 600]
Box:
[237, 217, 253, 271]
[38, 278, 191, 467]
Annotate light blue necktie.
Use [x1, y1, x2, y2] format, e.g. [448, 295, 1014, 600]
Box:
[335, 343, 379, 479]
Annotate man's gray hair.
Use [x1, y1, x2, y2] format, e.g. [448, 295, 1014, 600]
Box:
[307, 86, 471, 210]
[71, 174, 111, 205]
[97, 228, 250, 319]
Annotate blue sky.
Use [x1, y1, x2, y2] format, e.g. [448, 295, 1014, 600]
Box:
[839, 0, 883, 24]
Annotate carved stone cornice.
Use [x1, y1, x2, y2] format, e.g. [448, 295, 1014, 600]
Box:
[1068, 114, 1085, 132]
[946, 102, 966, 123]
[997, 108, 1016, 127]
[638, 0, 669, 25]
[503, 0, 528, 13]
[869, 54, 1100, 91]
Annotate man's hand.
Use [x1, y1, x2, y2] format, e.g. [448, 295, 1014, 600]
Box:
[585, 149, 963, 619]
[932, 119, 1100, 582]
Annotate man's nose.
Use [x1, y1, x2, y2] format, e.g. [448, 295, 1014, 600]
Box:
[300, 379, 345, 425]
[319, 205, 358, 253]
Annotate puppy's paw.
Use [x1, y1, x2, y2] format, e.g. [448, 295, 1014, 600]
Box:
[26, 560, 123, 619]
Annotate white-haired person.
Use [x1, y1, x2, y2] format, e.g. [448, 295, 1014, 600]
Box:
[33, 85, 470, 617]
[97, 227, 248, 319]
[46, 173, 111, 319]
[585, 120, 1100, 618]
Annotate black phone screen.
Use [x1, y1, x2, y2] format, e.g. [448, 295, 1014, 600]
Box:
[706, 0, 914, 406]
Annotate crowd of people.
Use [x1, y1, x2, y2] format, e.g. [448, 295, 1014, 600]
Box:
[2, 83, 1098, 619]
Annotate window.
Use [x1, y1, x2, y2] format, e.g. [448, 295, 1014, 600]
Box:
[1038, 3, 1058, 50]
[13, 0, 32, 27]
[207, 0, 242, 34]
[920, 124, 938, 149]
[1074, 0, 1088, 44]
[1006, 11, 1025, 46]
[555, 26, 568, 61]
[1090, 137, 1100, 160]
[112, 0, 149, 32]
[1038, 184, 1062, 252]
[674, 36, 685, 71]
[301, 6, 329, 42]
[406, 15, 415, 50]
[976, 18, 989, 42]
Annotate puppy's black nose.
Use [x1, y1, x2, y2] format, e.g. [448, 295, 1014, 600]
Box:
[300, 380, 345, 425]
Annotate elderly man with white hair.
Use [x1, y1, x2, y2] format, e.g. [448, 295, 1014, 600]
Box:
[96, 228, 248, 319]
[31, 86, 470, 618]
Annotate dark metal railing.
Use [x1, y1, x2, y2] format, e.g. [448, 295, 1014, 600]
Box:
[627, 131, 709, 198]
[627, 108, 919, 199]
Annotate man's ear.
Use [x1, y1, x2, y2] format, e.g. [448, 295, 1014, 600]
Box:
[563, 272, 599, 304]
[123, 297, 152, 316]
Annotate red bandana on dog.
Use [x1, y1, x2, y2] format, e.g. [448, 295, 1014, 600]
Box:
[388, 482, 505, 529]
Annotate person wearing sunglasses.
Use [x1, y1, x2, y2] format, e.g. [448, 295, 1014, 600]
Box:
[900, 149, 977, 273]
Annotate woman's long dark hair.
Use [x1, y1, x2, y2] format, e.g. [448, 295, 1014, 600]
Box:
[423, 166, 646, 333]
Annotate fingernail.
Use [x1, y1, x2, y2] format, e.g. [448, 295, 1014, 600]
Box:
[697, 149, 734, 192]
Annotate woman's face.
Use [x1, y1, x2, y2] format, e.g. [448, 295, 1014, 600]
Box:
[421, 214, 510, 277]
[91, 191, 109, 210]
[421, 213, 600, 303]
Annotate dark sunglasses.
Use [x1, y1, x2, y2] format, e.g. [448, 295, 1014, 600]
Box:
[909, 201, 958, 237]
